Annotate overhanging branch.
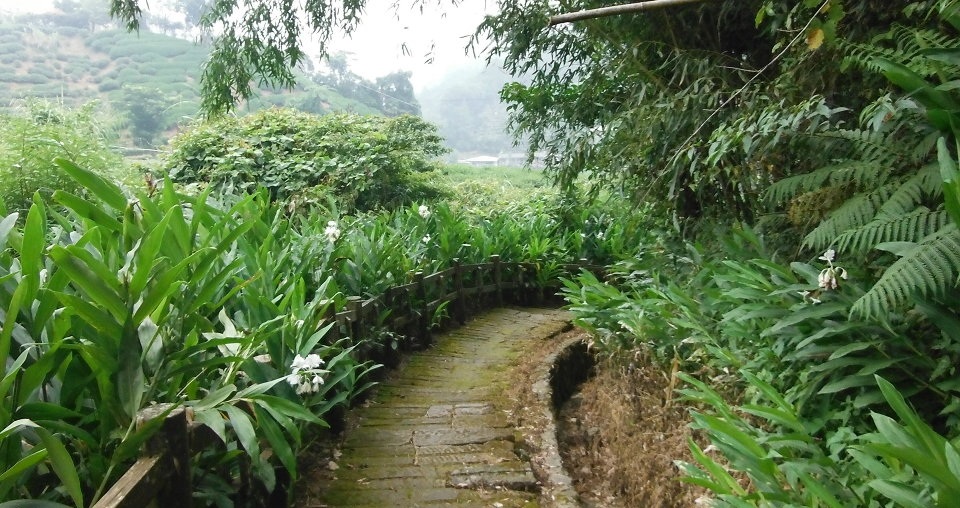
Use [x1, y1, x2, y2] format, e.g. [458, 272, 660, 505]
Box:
[548, 0, 710, 26]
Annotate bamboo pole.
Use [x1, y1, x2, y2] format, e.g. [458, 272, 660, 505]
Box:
[548, 0, 709, 26]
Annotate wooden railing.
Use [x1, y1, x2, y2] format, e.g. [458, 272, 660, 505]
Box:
[93, 255, 603, 508]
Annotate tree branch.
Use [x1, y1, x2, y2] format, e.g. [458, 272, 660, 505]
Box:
[548, 0, 711, 26]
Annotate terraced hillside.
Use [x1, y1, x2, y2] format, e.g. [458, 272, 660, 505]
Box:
[0, 19, 378, 144]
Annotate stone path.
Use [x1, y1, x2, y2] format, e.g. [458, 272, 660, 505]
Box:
[307, 307, 571, 507]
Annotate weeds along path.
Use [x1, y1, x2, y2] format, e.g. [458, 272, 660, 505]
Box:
[298, 307, 571, 507]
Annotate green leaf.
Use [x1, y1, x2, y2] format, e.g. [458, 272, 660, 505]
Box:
[868, 479, 929, 508]
[54, 157, 127, 210]
[0, 447, 49, 483]
[877, 58, 959, 114]
[0, 275, 31, 362]
[797, 471, 843, 508]
[939, 137, 960, 227]
[222, 405, 260, 462]
[52, 191, 122, 232]
[0, 419, 39, 441]
[36, 428, 83, 508]
[54, 293, 124, 340]
[49, 246, 127, 321]
[253, 405, 297, 477]
[0, 213, 18, 251]
[252, 395, 324, 426]
[0, 501, 75, 508]
[20, 201, 45, 284]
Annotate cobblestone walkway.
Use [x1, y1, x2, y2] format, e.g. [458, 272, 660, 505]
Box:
[308, 307, 571, 507]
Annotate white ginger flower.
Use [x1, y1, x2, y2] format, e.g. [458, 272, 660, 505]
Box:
[324, 220, 341, 242]
[418, 205, 431, 219]
[288, 353, 328, 396]
[816, 249, 847, 291]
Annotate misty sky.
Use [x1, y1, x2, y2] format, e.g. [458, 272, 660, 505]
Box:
[0, 0, 497, 90]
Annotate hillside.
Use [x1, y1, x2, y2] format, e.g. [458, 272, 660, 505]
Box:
[0, 17, 381, 146]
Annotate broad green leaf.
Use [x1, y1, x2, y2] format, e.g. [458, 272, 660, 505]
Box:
[191, 385, 237, 412]
[0, 419, 39, 441]
[797, 471, 843, 508]
[36, 428, 83, 508]
[877, 59, 959, 113]
[222, 405, 260, 461]
[253, 405, 297, 477]
[51, 191, 122, 232]
[234, 377, 288, 399]
[49, 247, 127, 320]
[192, 408, 227, 444]
[0, 276, 31, 362]
[54, 293, 124, 341]
[19, 201, 45, 284]
[0, 447, 48, 483]
[868, 479, 929, 508]
[253, 395, 324, 425]
[54, 157, 127, 210]
[0, 213, 18, 251]
[0, 350, 30, 398]
[0, 501, 74, 508]
[939, 137, 960, 227]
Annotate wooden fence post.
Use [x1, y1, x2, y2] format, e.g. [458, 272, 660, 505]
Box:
[491, 255, 503, 306]
[143, 405, 192, 508]
[346, 296, 364, 340]
[453, 258, 466, 324]
[413, 271, 430, 344]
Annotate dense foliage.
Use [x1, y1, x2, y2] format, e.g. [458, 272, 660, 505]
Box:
[21, 0, 960, 505]
[0, 122, 646, 504]
[0, 101, 123, 217]
[164, 109, 447, 212]
[513, 0, 960, 505]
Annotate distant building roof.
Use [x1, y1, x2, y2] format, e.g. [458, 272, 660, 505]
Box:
[458, 156, 499, 164]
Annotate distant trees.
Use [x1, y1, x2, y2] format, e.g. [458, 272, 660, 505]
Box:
[419, 64, 518, 157]
[119, 85, 170, 147]
[311, 54, 421, 117]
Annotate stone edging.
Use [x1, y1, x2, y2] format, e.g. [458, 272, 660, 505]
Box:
[527, 334, 594, 507]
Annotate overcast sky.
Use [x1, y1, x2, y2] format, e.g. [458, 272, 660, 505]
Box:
[0, 0, 497, 90]
[322, 0, 496, 89]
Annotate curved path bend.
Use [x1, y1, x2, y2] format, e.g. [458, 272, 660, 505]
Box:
[301, 307, 571, 507]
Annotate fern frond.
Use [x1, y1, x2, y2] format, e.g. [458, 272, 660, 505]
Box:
[765, 161, 890, 204]
[878, 163, 943, 215]
[835, 208, 951, 254]
[852, 223, 960, 319]
[843, 26, 959, 77]
[803, 184, 897, 250]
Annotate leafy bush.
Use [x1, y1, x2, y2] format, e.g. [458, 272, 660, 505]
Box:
[0, 101, 123, 216]
[165, 108, 448, 212]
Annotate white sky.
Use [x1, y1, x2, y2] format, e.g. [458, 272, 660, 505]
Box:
[321, 0, 497, 89]
[0, 0, 497, 90]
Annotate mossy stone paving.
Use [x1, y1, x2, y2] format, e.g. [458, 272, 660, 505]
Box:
[313, 307, 570, 507]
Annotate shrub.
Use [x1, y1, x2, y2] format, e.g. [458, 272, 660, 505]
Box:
[165, 108, 448, 211]
[0, 100, 123, 215]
